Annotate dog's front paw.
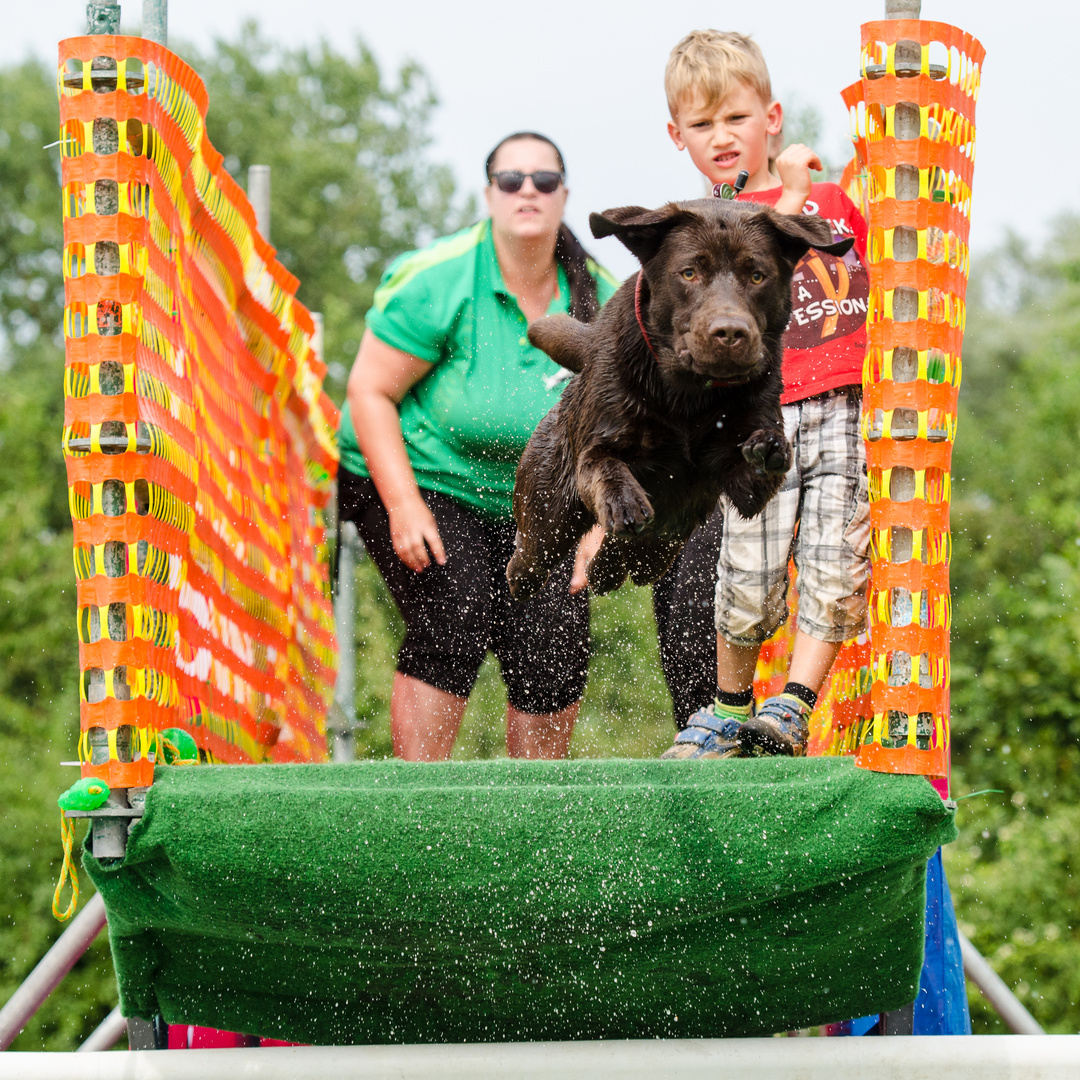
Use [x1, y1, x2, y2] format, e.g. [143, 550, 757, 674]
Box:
[597, 484, 654, 536]
[740, 429, 791, 476]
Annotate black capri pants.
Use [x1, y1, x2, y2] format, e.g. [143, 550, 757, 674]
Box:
[651, 501, 724, 728]
[338, 467, 590, 714]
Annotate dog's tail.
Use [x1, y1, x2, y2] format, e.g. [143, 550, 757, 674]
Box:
[527, 315, 590, 374]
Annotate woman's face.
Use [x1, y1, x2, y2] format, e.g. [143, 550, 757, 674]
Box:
[484, 138, 568, 245]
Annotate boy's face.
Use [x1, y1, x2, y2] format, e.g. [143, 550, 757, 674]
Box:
[668, 83, 782, 191]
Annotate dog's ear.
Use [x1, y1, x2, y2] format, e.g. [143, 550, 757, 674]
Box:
[766, 210, 855, 263]
[590, 204, 693, 263]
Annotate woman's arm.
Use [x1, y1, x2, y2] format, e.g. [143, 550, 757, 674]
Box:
[346, 329, 446, 572]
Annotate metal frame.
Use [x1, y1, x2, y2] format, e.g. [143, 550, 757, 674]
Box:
[0, 894, 107, 1050]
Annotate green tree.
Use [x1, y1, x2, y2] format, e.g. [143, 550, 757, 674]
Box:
[192, 22, 472, 390]
[946, 215, 1080, 1032]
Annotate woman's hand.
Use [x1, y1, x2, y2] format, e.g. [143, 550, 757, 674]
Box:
[570, 524, 605, 593]
[347, 330, 444, 572]
[388, 497, 447, 573]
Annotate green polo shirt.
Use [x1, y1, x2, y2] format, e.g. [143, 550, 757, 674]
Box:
[338, 220, 619, 519]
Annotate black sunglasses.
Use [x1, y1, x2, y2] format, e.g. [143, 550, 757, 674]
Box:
[489, 170, 564, 195]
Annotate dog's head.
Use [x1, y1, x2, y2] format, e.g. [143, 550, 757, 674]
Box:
[591, 199, 853, 387]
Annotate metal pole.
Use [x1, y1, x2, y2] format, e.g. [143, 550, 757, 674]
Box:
[318, 309, 362, 761]
[0, 893, 107, 1050]
[959, 932, 1046, 1035]
[141, 0, 167, 45]
[330, 520, 361, 761]
[89, 786, 131, 859]
[248, 165, 271, 240]
[883, 0, 921, 449]
[77, 1006, 127, 1052]
[86, 2, 121, 35]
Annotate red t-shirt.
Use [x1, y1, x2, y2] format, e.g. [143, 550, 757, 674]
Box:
[735, 182, 869, 404]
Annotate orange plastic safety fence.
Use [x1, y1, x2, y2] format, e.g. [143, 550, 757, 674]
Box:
[839, 20, 984, 778]
[58, 38, 339, 786]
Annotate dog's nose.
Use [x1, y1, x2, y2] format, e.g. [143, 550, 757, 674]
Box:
[709, 318, 751, 350]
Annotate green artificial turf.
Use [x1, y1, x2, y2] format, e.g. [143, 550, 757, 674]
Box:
[84, 756, 955, 1043]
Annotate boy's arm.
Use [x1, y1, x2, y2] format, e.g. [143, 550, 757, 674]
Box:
[773, 143, 823, 216]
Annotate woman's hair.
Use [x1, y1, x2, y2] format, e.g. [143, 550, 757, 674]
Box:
[485, 132, 601, 324]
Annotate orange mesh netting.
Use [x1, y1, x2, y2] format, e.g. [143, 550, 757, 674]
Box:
[842, 20, 983, 778]
[756, 21, 983, 780]
[58, 37, 339, 787]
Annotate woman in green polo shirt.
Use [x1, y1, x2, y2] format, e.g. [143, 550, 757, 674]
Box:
[339, 132, 618, 761]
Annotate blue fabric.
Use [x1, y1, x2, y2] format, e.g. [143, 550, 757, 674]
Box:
[832, 848, 971, 1036]
[912, 847, 972, 1035]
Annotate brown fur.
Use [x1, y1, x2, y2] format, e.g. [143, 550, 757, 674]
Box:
[506, 197, 853, 599]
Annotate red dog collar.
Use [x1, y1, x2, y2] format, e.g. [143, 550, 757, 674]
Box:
[634, 271, 657, 358]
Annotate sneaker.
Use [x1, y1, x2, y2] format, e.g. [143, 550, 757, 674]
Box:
[660, 703, 746, 760]
[737, 693, 810, 757]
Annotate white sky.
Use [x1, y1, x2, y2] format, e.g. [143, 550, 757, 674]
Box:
[4, 1, 1072, 280]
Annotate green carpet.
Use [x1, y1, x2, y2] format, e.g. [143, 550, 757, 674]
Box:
[84, 756, 955, 1043]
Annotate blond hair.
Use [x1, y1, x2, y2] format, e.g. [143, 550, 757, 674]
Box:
[665, 30, 772, 119]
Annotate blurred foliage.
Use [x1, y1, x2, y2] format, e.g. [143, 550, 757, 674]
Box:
[0, 59, 66, 358]
[2, 25, 1080, 1051]
[778, 95, 830, 179]
[192, 22, 473, 395]
[945, 215, 1080, 1033]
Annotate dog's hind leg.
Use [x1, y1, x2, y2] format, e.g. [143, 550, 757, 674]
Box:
[507, 406, 590, 601]
[584, 534, 630, 595]
[625, 536, 684, 587]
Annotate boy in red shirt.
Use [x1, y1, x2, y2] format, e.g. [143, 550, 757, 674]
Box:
[661, 30, 871, 759]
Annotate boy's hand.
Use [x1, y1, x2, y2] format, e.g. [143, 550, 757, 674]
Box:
[774, 143, 823, 215]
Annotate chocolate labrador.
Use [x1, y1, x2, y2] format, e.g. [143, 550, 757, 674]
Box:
[506, 197, 853, 600]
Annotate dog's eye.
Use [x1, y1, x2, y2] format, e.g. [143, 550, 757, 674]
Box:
[750, 271, 765, 284]
[680, 268, 696, 281]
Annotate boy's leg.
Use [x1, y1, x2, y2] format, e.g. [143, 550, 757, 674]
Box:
[716, 636, 762, 693]
[786, 632, 844, 692]
[720, 628, 841, 703]
[661, 407, 802, 758]
[739, 388, 870, 757]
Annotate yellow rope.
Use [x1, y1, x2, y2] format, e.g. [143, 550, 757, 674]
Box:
[52, 813, 80, 921]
